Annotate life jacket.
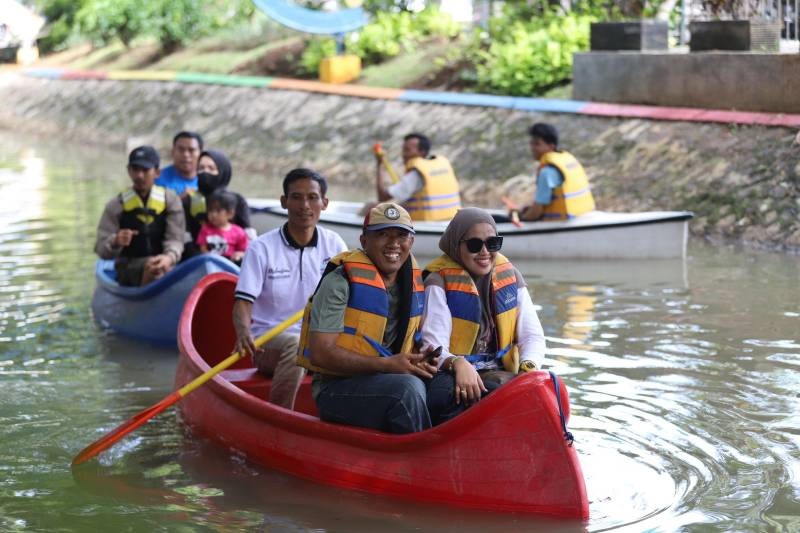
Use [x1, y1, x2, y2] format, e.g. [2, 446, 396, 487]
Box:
[118, 186, 168, 258]
[538, 150, 595, 221]
[183, 191, 207, 240]
[424, 253, 520, 373]
[403, 155, 461, 222]
[297, 249, 425, 376]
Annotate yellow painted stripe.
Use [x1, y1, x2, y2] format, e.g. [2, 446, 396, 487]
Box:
[108, 70, 177, 81]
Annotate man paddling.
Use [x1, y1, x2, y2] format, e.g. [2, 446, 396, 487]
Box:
[374, 133, 461, 221]
[517, 123, 595, 221]
[297, 202, 438, 434]
[233, 168, 346, 410]
[156, 131, 203, 198]
[94, 146, 185, 286]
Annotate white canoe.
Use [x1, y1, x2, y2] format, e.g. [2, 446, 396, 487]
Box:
[249, 199, 692, 260]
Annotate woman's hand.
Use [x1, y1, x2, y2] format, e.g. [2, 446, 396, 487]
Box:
[452, 357, 487, 405]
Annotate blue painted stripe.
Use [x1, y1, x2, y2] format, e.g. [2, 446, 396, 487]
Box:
[398, 90, 516, 109]
[446, 291, 480, 323]
[511, 97, 587, 114]
[23, 68, 64, 79]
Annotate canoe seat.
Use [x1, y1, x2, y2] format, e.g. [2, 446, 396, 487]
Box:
[218, 368, 318, 416]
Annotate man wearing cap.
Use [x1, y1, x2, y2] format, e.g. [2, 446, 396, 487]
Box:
[95, 146, 185, 286]
[233, 168, 347, 410]
[296, 202, 437, 434]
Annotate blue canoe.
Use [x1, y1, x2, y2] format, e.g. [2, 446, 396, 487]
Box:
[91, 255, 240, 346]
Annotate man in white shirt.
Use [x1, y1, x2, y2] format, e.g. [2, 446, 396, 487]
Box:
[233, 168, 347, 409]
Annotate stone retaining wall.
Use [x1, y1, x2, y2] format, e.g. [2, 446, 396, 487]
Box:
[1, 74, 799, 252]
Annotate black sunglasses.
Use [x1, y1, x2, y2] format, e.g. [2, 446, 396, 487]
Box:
[461, 236, 503, 253]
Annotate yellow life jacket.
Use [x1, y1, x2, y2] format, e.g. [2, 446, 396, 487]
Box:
[119, 186, 168, 258]
[424, 253, 520, 373]
[403, 155, 461, 222]
[538, 150, 595, 221]
[120, 185, 167, 224]
[297, 249, 425, 376]
[188, 191, 206, 219]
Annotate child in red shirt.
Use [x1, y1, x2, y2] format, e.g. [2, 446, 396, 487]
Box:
[196, 190, 249, 263]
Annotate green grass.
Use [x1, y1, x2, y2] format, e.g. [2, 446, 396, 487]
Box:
[358, 40, 453, 88]
[150, 37, 299, 73]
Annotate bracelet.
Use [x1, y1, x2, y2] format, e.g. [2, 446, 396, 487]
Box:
[445, 356, 464, 373]
[519, 360, 537, 373]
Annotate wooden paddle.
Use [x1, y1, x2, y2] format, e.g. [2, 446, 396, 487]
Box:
[500, 195, 523, 228]
[373, 142, 400, 184]
[71, 310, 304, 466]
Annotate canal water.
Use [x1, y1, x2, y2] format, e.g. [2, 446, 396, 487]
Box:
[0, 132, 798, 532]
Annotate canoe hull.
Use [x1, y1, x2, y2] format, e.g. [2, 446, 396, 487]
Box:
[91, 254, 240, 345]
[176, 273, 589, 518]
[250, 199, 691, 259]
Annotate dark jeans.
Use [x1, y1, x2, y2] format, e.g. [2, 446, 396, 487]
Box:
[426, 370, 514, 426]
[315, 373, 431, 434]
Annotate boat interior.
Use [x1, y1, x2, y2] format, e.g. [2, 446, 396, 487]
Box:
[187, 274, 320, 417]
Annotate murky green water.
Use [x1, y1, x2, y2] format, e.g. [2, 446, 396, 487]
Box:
[1, 132, 798, 532]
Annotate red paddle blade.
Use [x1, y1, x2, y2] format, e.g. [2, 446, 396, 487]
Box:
[71, 391, 181, 466]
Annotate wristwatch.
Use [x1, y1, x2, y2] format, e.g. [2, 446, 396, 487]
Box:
[519, 360, 537, 373]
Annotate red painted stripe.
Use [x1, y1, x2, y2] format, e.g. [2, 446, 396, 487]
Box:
[60, 70, 108, 80]
[581, 102, 800, 128]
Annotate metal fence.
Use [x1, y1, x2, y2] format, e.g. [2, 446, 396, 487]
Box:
[687, 0, 799, 40]
[781, 0, 799, 39]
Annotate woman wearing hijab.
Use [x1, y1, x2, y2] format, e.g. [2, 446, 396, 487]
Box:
[183, 149, 253, 259]
[421, 207, 547, 425]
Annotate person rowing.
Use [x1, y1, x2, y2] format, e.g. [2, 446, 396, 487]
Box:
[233, 168, 347, 409]
[516, 123, 595, 222]
[372, 133, 462, 222]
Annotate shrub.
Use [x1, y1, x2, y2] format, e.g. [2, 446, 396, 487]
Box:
[473, 12, 593, 96]
[76, 0, 149, 47]
[299, 6, 460, 73]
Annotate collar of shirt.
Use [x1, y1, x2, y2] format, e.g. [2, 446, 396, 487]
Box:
[280, 223, 318, 249]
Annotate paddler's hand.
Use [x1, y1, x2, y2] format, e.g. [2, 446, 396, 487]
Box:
[114, 229, 138, 248]
[234, 330, 257, 360]
[144, 254, 173, 279]
[453, 357, 487, 405]
[232, 300, 257, 359]
[384, 352, 435, 379]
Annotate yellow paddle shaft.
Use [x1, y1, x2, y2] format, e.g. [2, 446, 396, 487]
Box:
[177, 309, 304, 397]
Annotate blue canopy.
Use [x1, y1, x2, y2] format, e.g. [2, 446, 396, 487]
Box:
[252, 0, 368, 35]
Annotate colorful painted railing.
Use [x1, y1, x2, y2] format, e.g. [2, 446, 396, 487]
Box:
[20, 67, 800, 128]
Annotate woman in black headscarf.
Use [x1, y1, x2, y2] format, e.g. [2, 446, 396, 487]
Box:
[182, 149, 253, 259]
[421, 208, 547, 425]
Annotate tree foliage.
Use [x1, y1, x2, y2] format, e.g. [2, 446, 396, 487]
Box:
[37, 0, 254, 52]
[300, 5, 460, 73]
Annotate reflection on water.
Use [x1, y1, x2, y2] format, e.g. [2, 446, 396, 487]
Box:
[0, 132, 798, 531]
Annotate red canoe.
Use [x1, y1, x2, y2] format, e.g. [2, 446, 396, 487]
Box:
[175, 273, 589, 519]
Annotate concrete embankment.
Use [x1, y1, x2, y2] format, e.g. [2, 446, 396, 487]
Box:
[1, 73, 798, 252]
